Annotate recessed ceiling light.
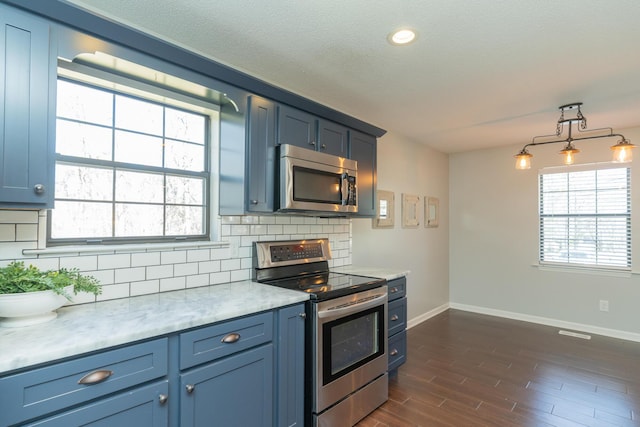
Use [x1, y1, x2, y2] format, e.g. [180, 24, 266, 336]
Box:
[388, 28, 417, 45]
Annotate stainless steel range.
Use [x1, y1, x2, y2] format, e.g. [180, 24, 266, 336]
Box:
[254, 238, 388, 427]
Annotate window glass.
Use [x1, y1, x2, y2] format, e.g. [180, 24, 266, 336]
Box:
[539, 167, 630, 269]
[51, 78, 210, 244]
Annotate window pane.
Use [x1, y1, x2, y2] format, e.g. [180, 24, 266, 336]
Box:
[116, 170, 164, 203]
[115, 95, 163, 135]
[165, 108, 205, 144]
[50, 201, 112, 238]
[55, 164, 113, 201]
[114, 130, 163, 167]
[57, 80, 113, 126]
[166, 176, 204, 204]
[56, 120, 113, 160]
[166, 206, 204, 235]
[165, 139, 205, 172]
[115, 204, 164, 236]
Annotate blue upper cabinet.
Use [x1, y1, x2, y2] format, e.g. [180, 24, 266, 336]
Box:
[278, 104, 347, 157]
[0, 4, 56, 208]
[246, 95, 277, 212]
[349, 130, 377, 217]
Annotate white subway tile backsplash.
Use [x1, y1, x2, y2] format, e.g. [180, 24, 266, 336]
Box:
[160, 276, 185, 292]
[130, 279, 160, 296]
[98, 254, 131, 270]
[69, 290, 96, 305]
[160, 250, 186, 265]
[198, 260, 220, 274]
[132, 252, 161, 267]
[147, 264, 174, 280]
[0, 209, 352, 304]
[115, 267, 146, 284]
[174, 262, 198, 276]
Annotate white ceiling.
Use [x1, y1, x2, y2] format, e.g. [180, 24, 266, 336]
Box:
[67, 0, 640, 154]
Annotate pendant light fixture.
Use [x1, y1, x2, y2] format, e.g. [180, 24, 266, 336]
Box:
[514, 102, 634, 170]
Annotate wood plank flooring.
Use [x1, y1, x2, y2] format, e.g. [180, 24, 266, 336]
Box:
[357, 309, 640, 427]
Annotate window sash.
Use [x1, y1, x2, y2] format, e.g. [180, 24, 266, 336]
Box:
[49, 78, 210, 245]
[539, 167, 631, 269]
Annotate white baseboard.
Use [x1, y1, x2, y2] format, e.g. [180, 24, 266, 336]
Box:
[407, 302, 449, 329]
[449, 302, 640, 343]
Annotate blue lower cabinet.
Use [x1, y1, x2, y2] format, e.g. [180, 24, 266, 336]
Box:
[276, 304, 305, 427]
[26, 380, 169, 427]
[180, 344, 273, 427]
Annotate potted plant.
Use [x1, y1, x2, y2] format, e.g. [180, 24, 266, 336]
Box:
[0, 261, 101, 327]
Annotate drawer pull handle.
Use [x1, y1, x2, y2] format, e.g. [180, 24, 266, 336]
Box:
[390, 349, 399, 356]
[221, 332, 241, 343]
[186, 384, 195, 394]
[390, 287, 399, 293]
[391, 314, 399, 321]
[78, 369, 113, 385]
[159, 394, 168, 405]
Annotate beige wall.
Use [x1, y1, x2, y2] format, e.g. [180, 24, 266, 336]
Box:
[449, 125, 640, 339]
[352, 131, 450, 324]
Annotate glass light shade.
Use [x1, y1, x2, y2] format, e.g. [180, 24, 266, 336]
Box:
[560, 146, 580, 165]
[611, 140, 636, 163]
[514, 151, 532, 170]
[388, 29, 417, 45]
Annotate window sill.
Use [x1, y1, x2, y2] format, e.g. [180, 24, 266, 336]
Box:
[532, 263, 634, 278]
[23, 240, 230, 256]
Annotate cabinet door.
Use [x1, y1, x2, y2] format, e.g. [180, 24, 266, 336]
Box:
[349, 130, 377, 217]
[278, 104, 317, 150]
[0, 4, 55, 207]
[317, 120, 348, 157]
[180, 344, 273, 427]
[276, 304, 305, 427]
[26, 381, 169, 427]
[246, 95, 276, 212]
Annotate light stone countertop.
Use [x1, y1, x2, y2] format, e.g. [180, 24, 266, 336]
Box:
[333, 266, 410, 282]
[0, 281, 308, 375]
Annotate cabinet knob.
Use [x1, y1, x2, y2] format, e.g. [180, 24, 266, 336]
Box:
[33, 184, 45, 195]
[390, 349, 399, 356]
[308, 141, 316, 147]
[78, 369, 113, 385]
[186, 384, 195, 394]
[299, 312, 306, 319]
[391, 314, 399, 321]
[320, 144, 326, 150]
[250, 200, 259, 205]
[390, 287, 399, 293]
[159, 394, 168, 405]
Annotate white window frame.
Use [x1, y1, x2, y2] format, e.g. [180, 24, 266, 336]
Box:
[538, 163, 631, 270]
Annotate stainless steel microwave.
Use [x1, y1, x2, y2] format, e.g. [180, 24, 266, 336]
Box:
[278, 144, 358, 214]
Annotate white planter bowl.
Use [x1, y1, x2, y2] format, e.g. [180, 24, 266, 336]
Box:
[0, 286, 72, 327]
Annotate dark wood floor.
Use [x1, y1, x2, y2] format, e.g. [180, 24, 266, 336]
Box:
[357, 309, 640, 427]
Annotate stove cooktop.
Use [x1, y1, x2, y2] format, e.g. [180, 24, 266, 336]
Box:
[263, 272, 385, 301]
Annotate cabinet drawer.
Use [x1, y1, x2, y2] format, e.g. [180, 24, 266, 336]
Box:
[180, 311, 273, 370]
[387, 277, 406, 301]
[0, 338, 168, 426]
[25, 380, 169, 427]
[388, 297, 407, 337]
[388, 330, 407, 372]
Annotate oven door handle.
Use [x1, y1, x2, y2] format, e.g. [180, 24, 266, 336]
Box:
[317, 293, 386, 319]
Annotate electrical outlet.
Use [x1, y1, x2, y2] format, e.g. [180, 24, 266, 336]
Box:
[599, 300, 609, 312]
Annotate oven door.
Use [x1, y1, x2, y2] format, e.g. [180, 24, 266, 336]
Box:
[312, 287, 388, 413]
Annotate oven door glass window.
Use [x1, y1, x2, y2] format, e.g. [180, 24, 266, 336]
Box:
[322, 305, 385, 385]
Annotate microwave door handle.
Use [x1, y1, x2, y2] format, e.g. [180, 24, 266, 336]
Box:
[341, 173, 349, 205]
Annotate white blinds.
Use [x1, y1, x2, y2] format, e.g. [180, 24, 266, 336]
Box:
[539, 167, 631, 269]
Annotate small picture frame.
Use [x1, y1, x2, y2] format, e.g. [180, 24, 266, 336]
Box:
[425, 196, 439, 228]
[402, 194, 420, 228]
[372, 190, 395, 228]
